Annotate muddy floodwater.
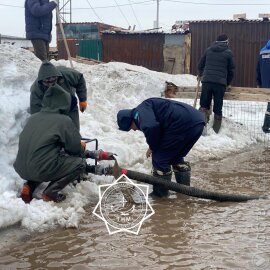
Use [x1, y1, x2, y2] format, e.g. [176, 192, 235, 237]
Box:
[0, 146, 269, 270]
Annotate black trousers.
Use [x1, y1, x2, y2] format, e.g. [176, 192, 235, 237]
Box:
[200, 82, 226, 116]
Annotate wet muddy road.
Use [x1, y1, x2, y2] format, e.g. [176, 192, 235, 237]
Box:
[0, 146, 269, 270]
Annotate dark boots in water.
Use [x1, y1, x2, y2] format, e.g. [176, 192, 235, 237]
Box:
[213, 114, 222, 134]
[151, 169, 172, 198]
[173, 161, 191, 186]
[262, 112, 270, 134]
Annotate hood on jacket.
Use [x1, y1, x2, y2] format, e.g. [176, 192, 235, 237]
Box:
[261, 40, 270, 52]
[37, 61, 62, 83]
[210, 42, 229, 53]
[41, 84, 71, 115]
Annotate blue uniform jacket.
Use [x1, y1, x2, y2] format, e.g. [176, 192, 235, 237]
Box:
[256, 40, 270, 88]
[133, 98, 205, 152]
[25, 0, 57, 42]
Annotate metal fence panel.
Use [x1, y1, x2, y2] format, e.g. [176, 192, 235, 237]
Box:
[57, 39, 78, 60]
[102, 33, 164, 72]
[79, 39, 102, 61]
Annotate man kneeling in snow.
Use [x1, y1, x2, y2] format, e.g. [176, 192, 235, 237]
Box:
[117, 98, 205, 198]
[14, 84, 115, 203]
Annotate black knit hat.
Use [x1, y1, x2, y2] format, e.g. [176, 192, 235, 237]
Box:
[117, 109, 134, 131]
[216, 34, 229, 42]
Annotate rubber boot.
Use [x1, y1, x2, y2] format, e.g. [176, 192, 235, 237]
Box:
[173, 162, 191, 186]
[262, 112, 270, 134]
[20, 181, 40, 203]
[42, 169, 82, 203]
[151, 169, 172, 198]
[213, 114, 222, 134]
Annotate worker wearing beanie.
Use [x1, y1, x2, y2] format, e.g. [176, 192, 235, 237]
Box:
[197, 34, 235, 133]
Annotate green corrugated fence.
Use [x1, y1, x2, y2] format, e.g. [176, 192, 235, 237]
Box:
[79, 39, 102, 61]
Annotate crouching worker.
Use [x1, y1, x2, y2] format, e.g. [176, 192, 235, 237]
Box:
[14, 84, 113, 203]
[117, 98, 205, 198]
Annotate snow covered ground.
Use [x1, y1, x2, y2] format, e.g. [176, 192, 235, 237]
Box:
[0, 44, 264, 232]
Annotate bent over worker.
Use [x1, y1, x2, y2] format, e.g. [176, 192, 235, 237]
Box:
[117, 98, 205, 198]
[30, 61, 88, 130]
[14, 84, 113, 203]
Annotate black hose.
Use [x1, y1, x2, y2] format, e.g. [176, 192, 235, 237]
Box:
[125, 170, 263, 202]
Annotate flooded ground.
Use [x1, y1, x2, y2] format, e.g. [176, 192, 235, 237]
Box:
[0, 146, 269, 270]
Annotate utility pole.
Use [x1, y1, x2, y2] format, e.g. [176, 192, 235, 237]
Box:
[156, 0, 160, 29]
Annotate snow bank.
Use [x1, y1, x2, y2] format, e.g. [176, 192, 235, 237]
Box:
[0, 45, 259, 231]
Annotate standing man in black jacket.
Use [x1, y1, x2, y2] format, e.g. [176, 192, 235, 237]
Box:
[197, 34, 235, 133]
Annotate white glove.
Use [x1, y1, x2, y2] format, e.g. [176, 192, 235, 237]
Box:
[51, 0, 58, 6]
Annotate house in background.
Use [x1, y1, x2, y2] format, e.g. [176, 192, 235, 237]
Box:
[56, 18, 270, 86]
[102, 31, 190, 74]
[0, 34, 32, 48]
[56, 22, 123, 60]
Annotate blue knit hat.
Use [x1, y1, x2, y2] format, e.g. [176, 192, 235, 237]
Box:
[117, 109, 133, 131]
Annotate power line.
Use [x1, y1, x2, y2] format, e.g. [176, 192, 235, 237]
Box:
[0, 3, 23, 8]
[114, 0, 131, 27]
[73, 0, 155, 10]
[1, 1, 270, 10]
[85, 0, 104, 22]
[128, 0, 143, 29]
[163, 0, 270, 6]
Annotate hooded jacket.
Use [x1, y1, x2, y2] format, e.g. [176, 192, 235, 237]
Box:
[198, 42, 235, 86]
[30, 61, 87, 114]
[25, 0, 57, 42]
[14, 84, 85, 182]
[256, 40, 270, 88]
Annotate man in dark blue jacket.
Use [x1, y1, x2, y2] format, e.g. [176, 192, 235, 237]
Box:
[256, 39, 270, 133]
[117, 98, 205, 197]
[198, 34, 235, 133]
[25, 0, 58, 61]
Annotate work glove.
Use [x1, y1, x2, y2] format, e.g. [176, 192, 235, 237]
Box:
[85, 149, 117, 160]
[226, 85, 232, 92]
[51, 0, 58, 6]
[79, 101, 88, 113]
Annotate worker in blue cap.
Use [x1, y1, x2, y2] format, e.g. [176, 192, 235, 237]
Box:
[117, 98, 205, 198]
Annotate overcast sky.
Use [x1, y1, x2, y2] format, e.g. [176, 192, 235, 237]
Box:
[0, 0, 269, 45]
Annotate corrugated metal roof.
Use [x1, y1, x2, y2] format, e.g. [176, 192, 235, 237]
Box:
[102, 31, 188, 35]
[59, 22, 124, 28]
[0, 34, 27, 40]
[189, 19, 268, 23]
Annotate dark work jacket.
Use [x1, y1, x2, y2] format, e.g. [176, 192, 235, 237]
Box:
[198, 42, 235, 86]
[14, 85, 85, 182]
[25, 0, 57, 42]
[256, 40, 270, 88]
[30, 61, 87, 114]
[133, 98, 205, 152]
